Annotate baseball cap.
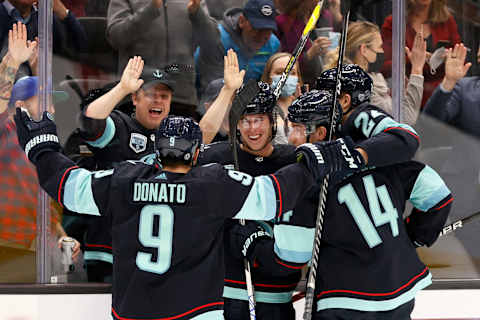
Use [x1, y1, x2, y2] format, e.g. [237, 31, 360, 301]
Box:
[141, 66, 176, 92]
[202, 78, 224, 104]
[8, 76, 69, 109]
[243, 0, 277, 31]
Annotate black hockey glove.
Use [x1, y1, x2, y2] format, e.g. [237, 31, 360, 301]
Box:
[14, 108, 61, 164]
[296, 136, 365, 183]
[227, 221, 271, 262]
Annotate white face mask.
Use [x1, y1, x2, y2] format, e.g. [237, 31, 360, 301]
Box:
[428, 47, 446, 75]
[271, 75, 298, 97]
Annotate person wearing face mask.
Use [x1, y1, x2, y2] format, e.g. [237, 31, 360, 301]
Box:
[261, 52, 302, 144]
[323, 21, 427, 126]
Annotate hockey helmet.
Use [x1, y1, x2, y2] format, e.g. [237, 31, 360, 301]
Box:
[315, 64, 373, 108]
[237, 81, 278, 142]
[243, 81, 276, 115]
[155, 116, 203, 163]
[288, 90, 342, 136]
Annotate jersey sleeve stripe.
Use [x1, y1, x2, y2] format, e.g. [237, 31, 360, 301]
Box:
[273, 224, 314, 263]
[58, 165, 79, 206]
[84, 251, 113, 264]
[274, 258, 305, 270]
[232, 175, 277, 221]
[85, 116, 115, 148]
[372, 117, 419, 140]
[63, 168, 101, 216]
[433, 196, 453, 211]
[85, 243, 113, 250]
[224, 278, 298, 288]
[409, 165, 451, 212]
[269, 174, 283, 219]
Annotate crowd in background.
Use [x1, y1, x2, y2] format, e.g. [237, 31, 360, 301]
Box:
[1, 0, 480, 283]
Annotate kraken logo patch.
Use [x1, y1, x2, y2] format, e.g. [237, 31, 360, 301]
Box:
[129, 133, 147, 153]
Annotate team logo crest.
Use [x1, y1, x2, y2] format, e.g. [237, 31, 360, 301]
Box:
[129, 133, 148, 153]
[153, 70, 164, 79]
[261, 5, 273, 16]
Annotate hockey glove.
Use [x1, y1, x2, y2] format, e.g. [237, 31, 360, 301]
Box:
[296, 137, 365, 183]
[14, 108, 61, 164]
[227, 221, 271, 262]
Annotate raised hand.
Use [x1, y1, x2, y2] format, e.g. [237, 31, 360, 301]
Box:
[224, 49, 245, 91]
[442, 43, 471, 91]
[152, 0, 163, 8]
[406, 27, 427, 75]
[119, 56, 145, 94]
[187, 0, 201, 14]
[8, 22, 37, 67]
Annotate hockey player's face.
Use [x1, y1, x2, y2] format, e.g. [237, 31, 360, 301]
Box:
[287, 122, 307, 146]
[133, 84, 172, 130]
[238, 114, 272, 154]
[239, 16, 273, 51]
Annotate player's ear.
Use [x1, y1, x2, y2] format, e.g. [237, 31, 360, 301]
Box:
[339, 93, 351, 113]
[314, 126, 327, 142]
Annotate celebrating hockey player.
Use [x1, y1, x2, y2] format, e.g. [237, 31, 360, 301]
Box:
[14, 108, 362, 319]
[285, 89, 453, 319]
[74, 56, 175, 281]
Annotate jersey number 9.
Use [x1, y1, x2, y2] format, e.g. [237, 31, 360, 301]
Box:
[136, 205, 174, 274]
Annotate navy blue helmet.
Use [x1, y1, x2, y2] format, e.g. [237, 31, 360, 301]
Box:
[315, 64, 373, 108]
[243, 81, 276, 115]
[288, 90, 342, 136]
[156, 116, 202, 163]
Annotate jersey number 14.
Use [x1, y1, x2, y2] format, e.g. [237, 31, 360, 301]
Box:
[338, 174, 399, 248]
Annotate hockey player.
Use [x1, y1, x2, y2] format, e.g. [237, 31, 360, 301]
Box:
[284, 89, 453, 319]
[315, 64, 420, 167]
[14, 111, 360, 319]
[198, 82, 316, 320]
[76, 56, 175, 281]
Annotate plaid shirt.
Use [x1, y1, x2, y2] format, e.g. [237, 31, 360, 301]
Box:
[0, 110, 38, 249]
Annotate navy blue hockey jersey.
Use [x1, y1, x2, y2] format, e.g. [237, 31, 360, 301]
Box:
[198, 142, 314, 305]
[34, 150, 314, 319]
[79, 110, 157, 265]
[297, 161, 452, 313]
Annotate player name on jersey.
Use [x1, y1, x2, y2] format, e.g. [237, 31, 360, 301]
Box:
[132, 182, 186, 203]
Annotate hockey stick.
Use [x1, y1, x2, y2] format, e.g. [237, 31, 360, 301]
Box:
[273, 0, 325, 100]
[303, 9, 350, 320]
[228, 79, 261, 320]
[439, 210, 480, 237]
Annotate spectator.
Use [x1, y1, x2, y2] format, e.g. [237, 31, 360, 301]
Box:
[195, 0, 280, 98]
[324, 21, 426, 125]
[260, 52, 302, 144]
[274, 0, 330, 85]
[106, 0, 213, 118]
[199, 49, 245, 144]
[0, 0, 88, 77]
[381, 0, 461, 108]
[424, 43, 476, 137]
[200, 0, 247, 21]
[0, 22, 79, 282]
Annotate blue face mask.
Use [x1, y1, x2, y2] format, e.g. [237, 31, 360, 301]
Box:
[271, 75, 298, 97]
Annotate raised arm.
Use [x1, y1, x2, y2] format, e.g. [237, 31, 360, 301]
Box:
[84, 56, 144, 119]
[199, 49, 245, 144]
[0, 22, 37, 114]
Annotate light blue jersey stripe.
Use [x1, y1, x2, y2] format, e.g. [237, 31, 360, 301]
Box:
[233, 176, 277, 221]
[86, 117, 115, 148]
[84, 251, 113, 264]
[223, 286, 293, 303]
[273, 225, 314, 263]
[410, 166, 451, 211]
[191, 310, 224, 319]
[372, 117, 418, 137]
[63, 169, 101, 216]
[317, 272, 432, 312]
